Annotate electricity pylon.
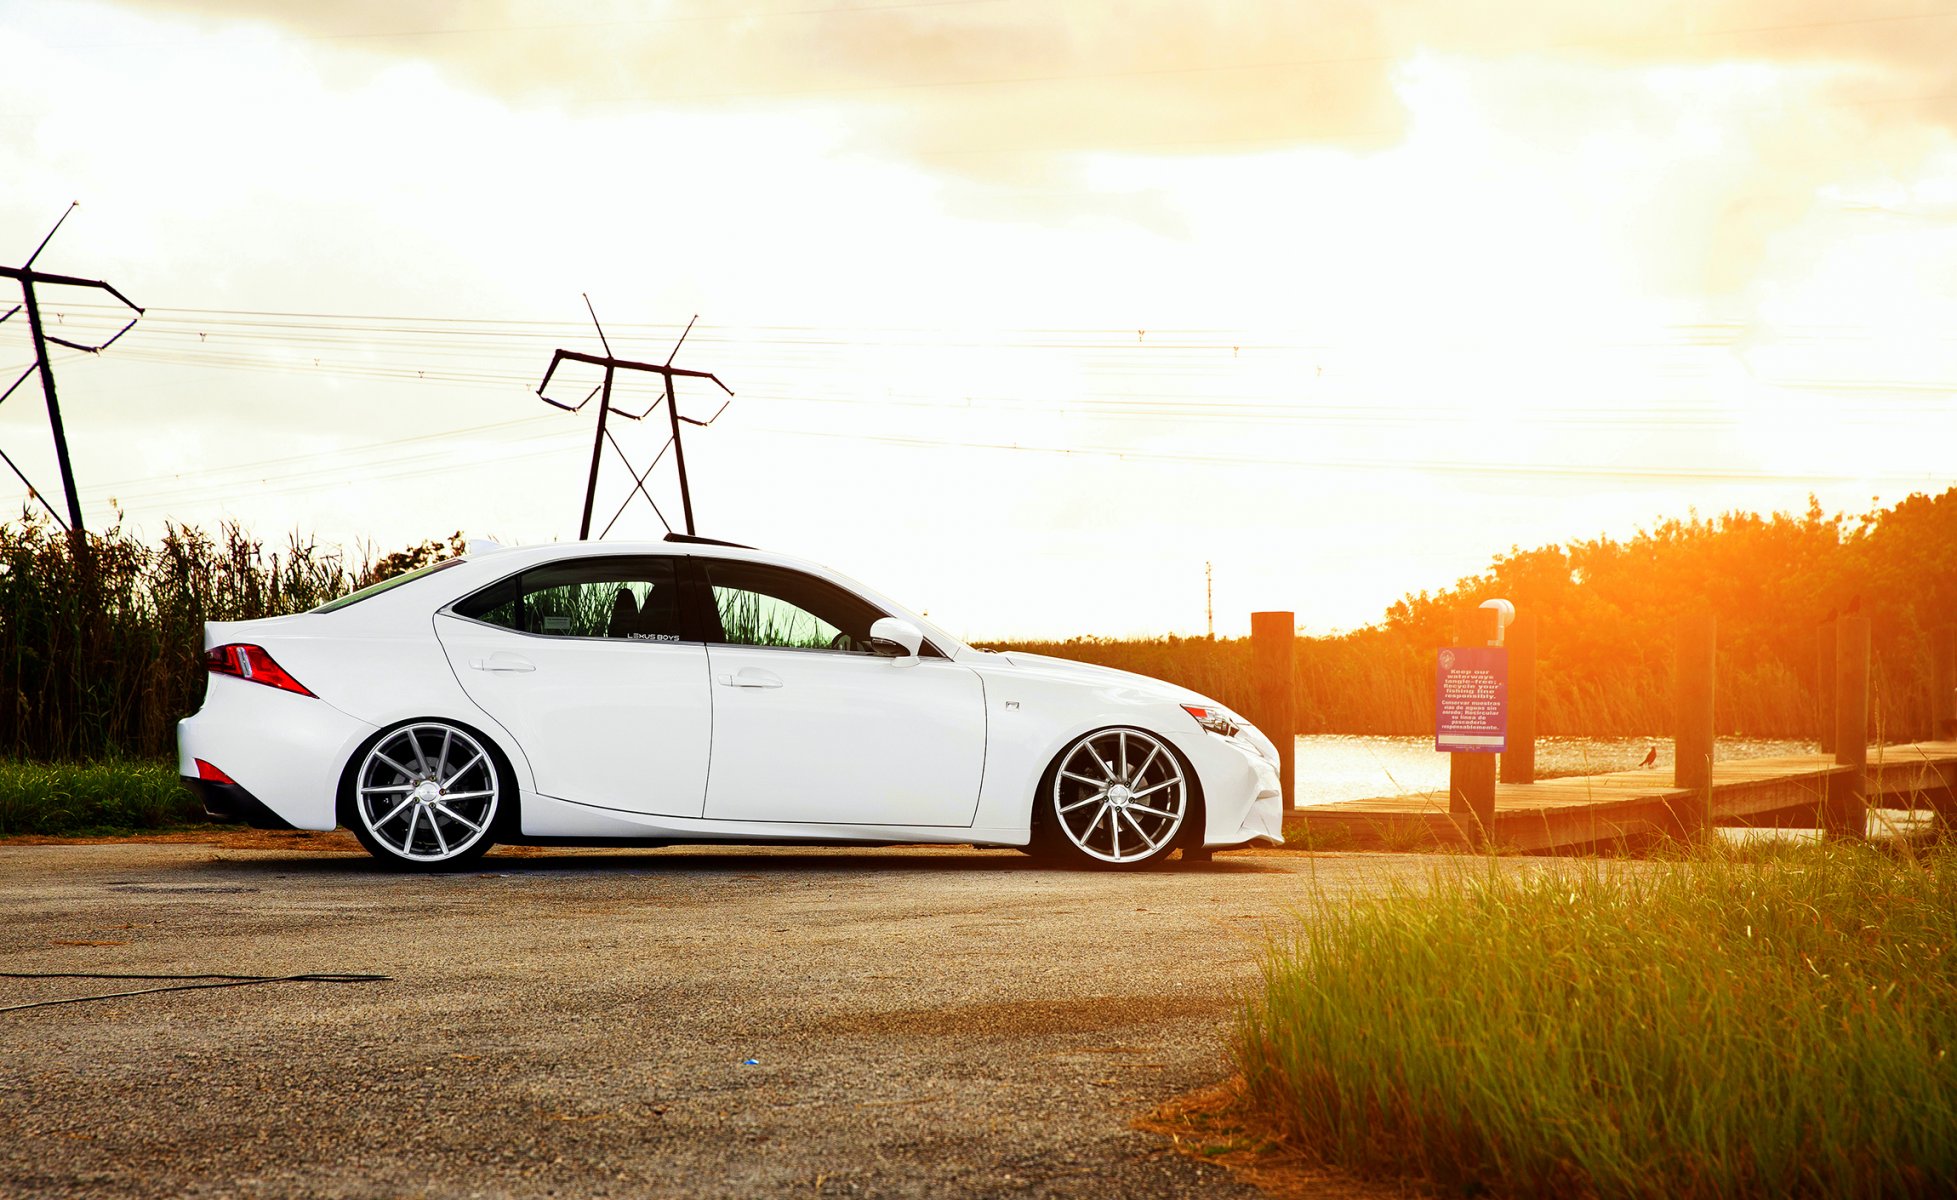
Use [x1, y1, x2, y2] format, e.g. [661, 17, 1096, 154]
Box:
[535, 299, 732, 539]
[0, 203, 144, 536]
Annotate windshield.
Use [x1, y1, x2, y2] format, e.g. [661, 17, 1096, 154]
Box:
[813, 567, 966, 655]
[312, 558, 464, 613]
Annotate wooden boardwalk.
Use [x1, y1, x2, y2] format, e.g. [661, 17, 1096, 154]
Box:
[1286, 740, 1957, 852]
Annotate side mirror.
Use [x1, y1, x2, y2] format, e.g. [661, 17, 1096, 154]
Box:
[868, 617, 923, 664]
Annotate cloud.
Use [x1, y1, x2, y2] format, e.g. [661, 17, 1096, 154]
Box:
[105, 1, 1957, 153]
[104, 1, 1413, 158]
[89, 0, 1957, 294]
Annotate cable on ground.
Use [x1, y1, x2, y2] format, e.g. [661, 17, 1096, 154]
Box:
[0, 971, 391, 1013]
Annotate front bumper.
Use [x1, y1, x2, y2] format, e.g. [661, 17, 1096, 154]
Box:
[1178, 729, 1285, 848]
[1230, 754, 1286, 844]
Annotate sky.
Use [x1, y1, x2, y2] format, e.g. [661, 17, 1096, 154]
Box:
[2, 0, 1956, 640]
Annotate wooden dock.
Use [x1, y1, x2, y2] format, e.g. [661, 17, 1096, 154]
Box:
[1286, 740, 1957, 853]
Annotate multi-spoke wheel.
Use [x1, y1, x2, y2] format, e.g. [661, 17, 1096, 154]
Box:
[1040, 727, 1191, 867]
[347, 721, 502, 870]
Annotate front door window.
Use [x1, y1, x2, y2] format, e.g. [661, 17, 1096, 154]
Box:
[702, 560, 883, 654]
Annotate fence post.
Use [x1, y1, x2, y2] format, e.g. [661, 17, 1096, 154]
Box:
[1931, 624, 1957, 830]
[1931, 624, 1957, 743]
[1670, 612, 1716, 841]
[1250, 611, 1296, 812]
[1816, 620, 1837, 755]
[1448, 606, 1500, 846]
[1499, 611, 1537, 785]
[1825, 614, 1870, 840]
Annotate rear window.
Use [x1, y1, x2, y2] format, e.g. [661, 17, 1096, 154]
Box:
[312, 558, 465, 614]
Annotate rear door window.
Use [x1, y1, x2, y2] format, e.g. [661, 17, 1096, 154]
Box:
[452, 557, 684, 641]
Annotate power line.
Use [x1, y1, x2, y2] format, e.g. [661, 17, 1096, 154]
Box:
[78, 339, 1957, 425]
[54, 299, 1957, 351]
[77, 431, 591, 515]
[743, 424, 1955, 487]
[12, 297, 1954, 522]
[43, 308, 1957, 428]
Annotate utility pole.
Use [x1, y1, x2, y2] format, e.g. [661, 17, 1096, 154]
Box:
[1205, 562, 1214, 639]
[536, 302, 732, 540]
[0, 204, 143, 537]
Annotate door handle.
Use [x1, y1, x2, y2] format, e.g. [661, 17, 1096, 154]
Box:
[471, 653, 535, 673]
[716, 667, 783, 689]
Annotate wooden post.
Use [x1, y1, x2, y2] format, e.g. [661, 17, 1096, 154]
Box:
[1449, 751, 1498, 846]
[1250, 611, 1296, 812]
[1825, 614, 1870, 840]
[1499, 611, 1537, 785]
[1671, 612, 1716, 841]
[1816, 620, 1837, 755]
[1928, 625, 1955, 833]
[1931, 624, 1957, 744]
[1448, 606, 1500, 845]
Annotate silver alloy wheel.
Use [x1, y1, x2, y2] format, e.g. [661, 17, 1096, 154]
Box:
[355, 723, 500, 863]
[1050, 728, 1187, 865]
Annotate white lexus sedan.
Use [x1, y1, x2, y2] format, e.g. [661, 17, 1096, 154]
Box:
[177, 537, 1284, 870]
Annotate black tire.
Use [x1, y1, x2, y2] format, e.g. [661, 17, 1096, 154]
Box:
[1034, 727, 1199, 869]
[341, 719, 509, 872]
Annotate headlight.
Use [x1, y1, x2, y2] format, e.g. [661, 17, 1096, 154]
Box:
[1180, 703, 1243, 738]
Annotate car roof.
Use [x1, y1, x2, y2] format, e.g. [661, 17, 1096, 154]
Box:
[462, 539, 823, 571]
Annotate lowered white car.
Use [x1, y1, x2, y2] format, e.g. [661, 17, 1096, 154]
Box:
[177, 537, 1284, 870]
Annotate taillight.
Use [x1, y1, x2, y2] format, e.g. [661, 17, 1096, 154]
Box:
[203, 643, 316, 697]
[195, 758, 237, 785]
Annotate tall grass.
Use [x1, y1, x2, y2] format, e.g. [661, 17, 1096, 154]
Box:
[0, 760, 201, 834]
[0, 513, 458, 760]
[1235, 842, 1957, 1197]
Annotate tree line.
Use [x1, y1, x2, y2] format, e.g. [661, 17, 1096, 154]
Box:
[988, 489, 1957, 741]
[2, 487, 1951, 762]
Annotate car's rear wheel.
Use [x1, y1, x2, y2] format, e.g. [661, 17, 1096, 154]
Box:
[347, 721, 503, 870]
[1038, 727, 1191, 868]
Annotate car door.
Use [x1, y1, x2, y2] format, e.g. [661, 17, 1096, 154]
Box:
[692, 558, 987, 827]
[433, 554, 712, 818]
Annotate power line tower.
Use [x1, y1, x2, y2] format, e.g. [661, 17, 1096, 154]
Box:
[0, 203, 144, 537]
[535, 298, 733, 539]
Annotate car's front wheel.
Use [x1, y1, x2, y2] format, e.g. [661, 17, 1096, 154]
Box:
[1037, 727, 1193, 868]
[346, 721, 503, 870]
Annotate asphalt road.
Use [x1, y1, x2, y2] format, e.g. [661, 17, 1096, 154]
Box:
[0, 843, 1438, 1199]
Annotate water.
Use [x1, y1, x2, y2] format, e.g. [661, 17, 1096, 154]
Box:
[1291, 734, 1820, 807]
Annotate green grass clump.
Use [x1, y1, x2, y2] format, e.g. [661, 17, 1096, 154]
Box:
[0, 760, 203, 835]
[1237, 843, 1957, 1197]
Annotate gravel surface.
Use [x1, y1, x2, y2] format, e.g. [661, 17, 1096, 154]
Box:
[0, 843, 1444, 1199]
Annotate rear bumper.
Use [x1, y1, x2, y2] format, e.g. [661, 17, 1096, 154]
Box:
[180, 776, 298, 830]
[177, 675, 377, 832]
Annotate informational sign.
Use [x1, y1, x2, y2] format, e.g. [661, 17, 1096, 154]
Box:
[1436, 646, 1508, 753]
